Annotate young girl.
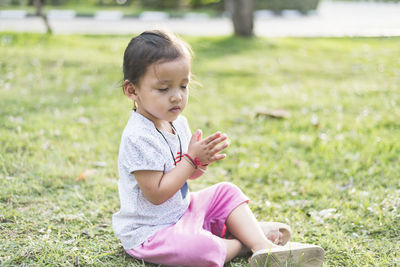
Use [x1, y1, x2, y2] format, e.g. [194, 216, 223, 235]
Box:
[112, 30, 325, 267]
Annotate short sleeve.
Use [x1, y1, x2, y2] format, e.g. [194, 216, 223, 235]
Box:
[120, 134, 165, 174]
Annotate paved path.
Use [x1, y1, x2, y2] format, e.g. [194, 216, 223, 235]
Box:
[1, 1, 400, 37]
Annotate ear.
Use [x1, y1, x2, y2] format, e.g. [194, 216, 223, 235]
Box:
[123, 80, 138, 101]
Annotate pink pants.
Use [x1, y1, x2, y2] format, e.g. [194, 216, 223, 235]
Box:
[126, 182, 249, 267]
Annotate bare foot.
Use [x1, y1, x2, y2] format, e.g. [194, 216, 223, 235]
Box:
[265, 228, 283, 244]
[259, 222, 292, 245]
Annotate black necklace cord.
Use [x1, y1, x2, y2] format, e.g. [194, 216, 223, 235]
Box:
[155, 123, 182, 166]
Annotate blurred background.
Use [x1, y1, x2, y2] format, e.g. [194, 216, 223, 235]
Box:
[1, 0, 400, 36]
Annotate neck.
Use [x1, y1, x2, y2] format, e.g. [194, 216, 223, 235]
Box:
[135, 108, 172, 133]
[157, 121, 174, 134]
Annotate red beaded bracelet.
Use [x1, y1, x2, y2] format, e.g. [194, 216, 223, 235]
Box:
[184, 154, 208, 168]
[183, 156, 196, 169]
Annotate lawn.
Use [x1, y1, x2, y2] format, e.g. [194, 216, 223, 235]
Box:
[0, 32, 399, 266]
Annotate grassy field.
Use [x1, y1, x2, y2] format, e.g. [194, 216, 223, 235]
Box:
[0, 32, 399, 266]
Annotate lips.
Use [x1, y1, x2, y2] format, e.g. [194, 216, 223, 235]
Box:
[169, 107, 181, 113]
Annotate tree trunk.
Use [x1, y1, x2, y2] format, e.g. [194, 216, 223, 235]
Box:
[33, 0, 52, 34]
[226, 0, 254, 37]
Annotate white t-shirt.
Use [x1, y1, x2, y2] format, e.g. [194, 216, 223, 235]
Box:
[112, 111, 192, 249]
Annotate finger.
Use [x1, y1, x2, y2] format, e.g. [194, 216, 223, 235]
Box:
[202, 132, 221, 145]
[196, 129, 202, 142]
[207, 134, 227, 148]
[210, 141, 229, 155]
[189, 129, 201, 145]
[209, 153, 226, 163]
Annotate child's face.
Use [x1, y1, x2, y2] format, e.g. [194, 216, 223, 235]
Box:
[133, 56, 190, 128]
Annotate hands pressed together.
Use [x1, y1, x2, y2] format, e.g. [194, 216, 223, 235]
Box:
[133, 130, 229, 204]
[187, 129, 229, 166]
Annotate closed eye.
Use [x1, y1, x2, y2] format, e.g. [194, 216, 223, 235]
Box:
[158, 88, 168, 92]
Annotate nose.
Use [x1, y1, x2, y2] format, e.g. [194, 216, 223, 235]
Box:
[170, 89, 183, 102]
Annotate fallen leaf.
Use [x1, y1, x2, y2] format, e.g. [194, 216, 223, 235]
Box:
[337, 177, 354, 191]
[311, 114, 319, 128]
[81, 230, 93, 238]
[294, 159, 302, 168]
[255, 108, 290, 119]
[308, 208, 338, 223]
[75, 169, 97, 181]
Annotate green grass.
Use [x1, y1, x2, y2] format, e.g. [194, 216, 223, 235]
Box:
[1, 32, 399, 266]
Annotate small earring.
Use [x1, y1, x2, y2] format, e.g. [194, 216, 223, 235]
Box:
[133, 101, 137, 111]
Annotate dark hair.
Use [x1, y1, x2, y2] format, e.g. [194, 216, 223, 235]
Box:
[123, 30, 192, 86]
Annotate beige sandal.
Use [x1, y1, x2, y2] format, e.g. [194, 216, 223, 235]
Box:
[259, 222, 292, 246]
[249, 242, 325, 267]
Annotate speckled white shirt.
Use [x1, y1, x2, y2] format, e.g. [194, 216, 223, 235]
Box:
[112, 111, 192, 250]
